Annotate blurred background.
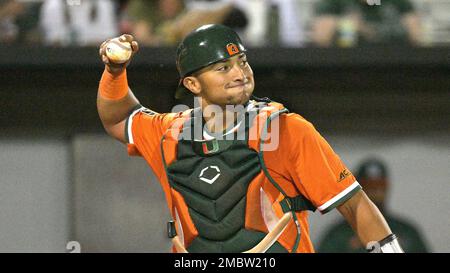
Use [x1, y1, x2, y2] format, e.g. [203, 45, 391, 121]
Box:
[0, 0, 449, 253]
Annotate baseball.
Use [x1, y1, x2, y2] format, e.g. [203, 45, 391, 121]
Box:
[105, 38, 132, 64]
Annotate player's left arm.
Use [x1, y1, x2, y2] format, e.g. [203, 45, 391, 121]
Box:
[337, 190, 404, 253]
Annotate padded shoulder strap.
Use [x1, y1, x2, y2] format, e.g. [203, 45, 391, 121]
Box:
[280, 196, 316, 213]
[255, 102, 316, 252]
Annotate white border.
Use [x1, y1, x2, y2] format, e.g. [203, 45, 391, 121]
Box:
[318, 181, 361, 212]
[127, 107, 144, 144]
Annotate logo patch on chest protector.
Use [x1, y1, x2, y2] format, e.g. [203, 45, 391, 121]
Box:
[199, 166, 221, 184]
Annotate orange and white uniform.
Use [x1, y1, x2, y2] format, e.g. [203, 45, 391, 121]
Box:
[125, 100, 361, 253]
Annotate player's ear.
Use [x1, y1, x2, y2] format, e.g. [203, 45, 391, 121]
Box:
[183, 76, 201, 95]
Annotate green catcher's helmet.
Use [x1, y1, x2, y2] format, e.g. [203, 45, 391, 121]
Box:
[175, 24, 247, 99]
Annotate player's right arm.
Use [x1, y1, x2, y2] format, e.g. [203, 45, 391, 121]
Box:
[97, 34, 141, 143]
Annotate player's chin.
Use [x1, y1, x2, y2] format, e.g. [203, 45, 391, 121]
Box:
[228, 87, 252, 105]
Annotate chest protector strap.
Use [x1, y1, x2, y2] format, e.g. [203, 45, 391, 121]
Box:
[256, 105, 315, 253]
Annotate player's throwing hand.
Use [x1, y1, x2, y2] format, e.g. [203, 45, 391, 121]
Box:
[99, 34, 139, 75]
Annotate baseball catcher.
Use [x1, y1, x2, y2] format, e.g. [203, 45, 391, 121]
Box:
[97, 24, 403, 253]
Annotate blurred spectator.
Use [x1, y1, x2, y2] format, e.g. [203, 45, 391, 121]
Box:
[186, 0, 247, 30]
[0, 0, 42, 44]
[125, 0, 186, 46]
[312, 0, 422, 47]
[39, 0, 118, 46]
[317, 158, 430, 253]
[117, 0, 133, 35]
[125, 0, 248, 46]
[269, 0, 306, 46]
[225, 0, 305, 47]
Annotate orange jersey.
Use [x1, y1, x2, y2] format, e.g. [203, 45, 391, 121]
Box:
[125, 101, 361, 253]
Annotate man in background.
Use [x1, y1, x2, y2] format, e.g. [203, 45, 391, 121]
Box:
[125, 0, 247, 46]
[317, 157, 429, 253]
[312, 0, 422, 47]
[0, 0, 42, 44]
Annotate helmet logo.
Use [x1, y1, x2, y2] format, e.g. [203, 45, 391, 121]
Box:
[226, 43, 239, 56]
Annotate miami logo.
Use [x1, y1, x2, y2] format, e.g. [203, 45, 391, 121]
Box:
[202, 139, 219, 154]
[226, 43, 239, 56]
